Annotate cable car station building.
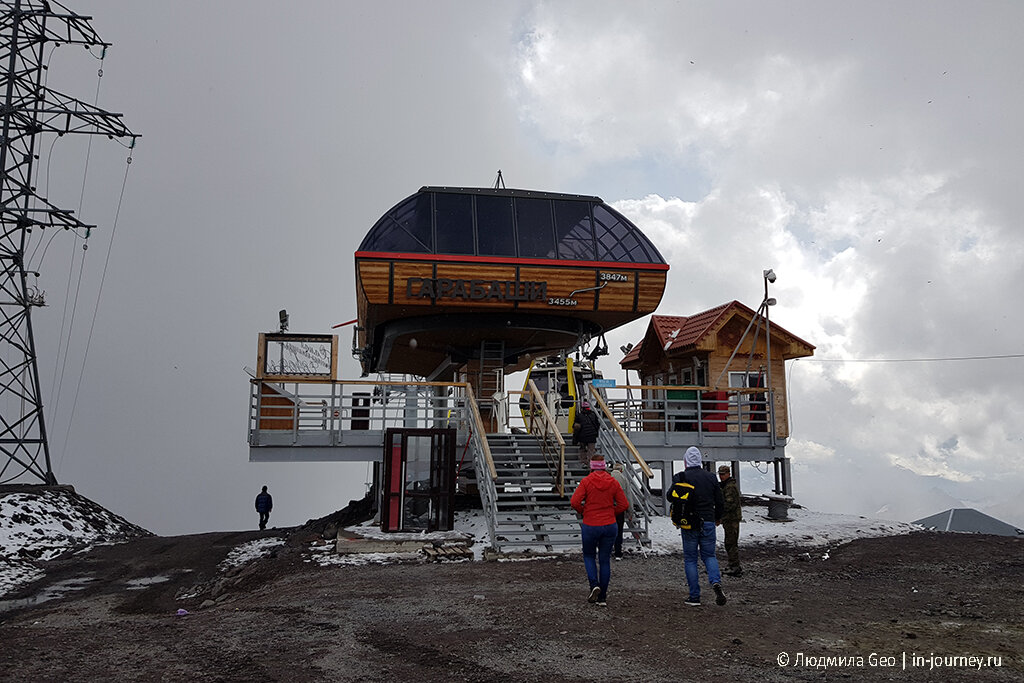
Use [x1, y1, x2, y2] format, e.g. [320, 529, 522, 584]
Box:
[247, 186, 814, 552]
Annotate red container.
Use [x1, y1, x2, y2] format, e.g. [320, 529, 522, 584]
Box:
[700, 391, 729, 432]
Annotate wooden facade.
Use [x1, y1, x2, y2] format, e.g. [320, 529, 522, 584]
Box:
[620, 301, 815, 438]
[355, 254, 667, 377]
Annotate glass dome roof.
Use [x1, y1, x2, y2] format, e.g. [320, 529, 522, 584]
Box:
[358, 187, 667, 266]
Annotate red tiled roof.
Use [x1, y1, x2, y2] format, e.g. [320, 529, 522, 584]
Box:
[619, 300, 814, 366]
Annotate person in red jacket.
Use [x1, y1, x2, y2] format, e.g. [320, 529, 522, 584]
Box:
[570, 454, 628, 606]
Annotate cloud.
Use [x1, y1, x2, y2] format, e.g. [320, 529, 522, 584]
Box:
[510, 3, 1024, 525]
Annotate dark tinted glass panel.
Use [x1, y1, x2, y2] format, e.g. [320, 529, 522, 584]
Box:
[516, 198, 555, 258]
[592, 205, 664, 263]
[359, 194, 433, 253]
[476, 195, 517, 256]
[434, 193, 474, 255]
[553, 200, 595, 260]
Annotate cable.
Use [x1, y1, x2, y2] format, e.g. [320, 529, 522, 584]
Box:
[785, 353, 1024, 439]
[50, 237, 88, 427]
[58, 149, 135, 473]
[49, 57, 105, 420]
[50, 57, 105, 465]
[797, 354, 1024, 363]
[50, 231, 82, 407]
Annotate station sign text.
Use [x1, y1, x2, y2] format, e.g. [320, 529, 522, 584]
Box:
[406, 277, 547, 302]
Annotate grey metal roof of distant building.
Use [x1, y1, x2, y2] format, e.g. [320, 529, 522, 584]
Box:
[914, 508, 1024, 537]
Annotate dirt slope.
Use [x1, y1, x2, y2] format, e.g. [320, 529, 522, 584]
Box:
[0, 528, 1021, 682]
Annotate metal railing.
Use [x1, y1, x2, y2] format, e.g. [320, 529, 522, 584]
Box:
[522, 379, 566, 496]
[600, 385, 777, 446]
[463, 383, 499, 546]
[249, 378, 471, 443]
[586, 384, 655, 539]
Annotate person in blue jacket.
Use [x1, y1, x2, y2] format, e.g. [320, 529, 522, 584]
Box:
[255, 485, 273, 530]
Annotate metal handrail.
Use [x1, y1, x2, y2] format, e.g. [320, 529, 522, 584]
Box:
[586, 384, 653, 479]
[463, 383, 497, 480]
[599, 385, 776, 440]
[524, 379, 566, 496]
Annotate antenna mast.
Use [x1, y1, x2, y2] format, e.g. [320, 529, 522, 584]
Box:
[0, 0, 138, 484]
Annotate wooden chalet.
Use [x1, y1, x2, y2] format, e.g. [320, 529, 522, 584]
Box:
[620, 301, 815, 438]
[354, 187, 669, 382]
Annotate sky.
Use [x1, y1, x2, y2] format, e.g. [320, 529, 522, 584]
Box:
[8, 0, 1023, 534]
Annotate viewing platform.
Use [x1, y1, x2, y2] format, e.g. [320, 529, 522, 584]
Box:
[248, 377, 792, 498]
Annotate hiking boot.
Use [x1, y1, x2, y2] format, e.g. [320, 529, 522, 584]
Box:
[713, 582, 727, 606]
[588, 586, 601, 604]
[684, 596, 701, 606]
[723, 566, 743, 577]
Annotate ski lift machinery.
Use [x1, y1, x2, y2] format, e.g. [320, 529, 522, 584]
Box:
[520, 355, 608, 433]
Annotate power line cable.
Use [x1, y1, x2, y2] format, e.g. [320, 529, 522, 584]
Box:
[58, 148, 135, 473]
[795, 354, 1024, 364]
[51, 56, 105, 450]
[785, 352, 1024, 438]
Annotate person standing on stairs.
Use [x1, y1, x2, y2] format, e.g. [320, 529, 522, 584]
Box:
[572, 400, 601, 465]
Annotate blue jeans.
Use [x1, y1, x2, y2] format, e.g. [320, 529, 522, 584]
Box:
[581, 522, 617, 600]
[681, 521, 722, 599]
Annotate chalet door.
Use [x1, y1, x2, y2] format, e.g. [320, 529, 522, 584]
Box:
[381, 428, 456, 532]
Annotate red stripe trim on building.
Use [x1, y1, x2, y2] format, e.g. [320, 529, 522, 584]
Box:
[354, 251, 670, 271]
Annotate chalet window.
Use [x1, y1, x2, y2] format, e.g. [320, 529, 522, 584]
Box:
[728, 371, 765, 390]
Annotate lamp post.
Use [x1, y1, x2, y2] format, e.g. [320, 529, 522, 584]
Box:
[762, 269, 776, 406]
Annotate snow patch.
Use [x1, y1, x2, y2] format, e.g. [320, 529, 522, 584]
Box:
[219, 537, 285, 572]
[1, 488, 150, 597]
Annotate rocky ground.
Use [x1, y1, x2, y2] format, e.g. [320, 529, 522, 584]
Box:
[1, 512, 1021, 682]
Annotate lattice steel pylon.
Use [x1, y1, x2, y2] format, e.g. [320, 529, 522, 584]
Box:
[1, 0, 137, 484]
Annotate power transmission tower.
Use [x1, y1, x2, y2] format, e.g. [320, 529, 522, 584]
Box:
[1, 0, 137, 484]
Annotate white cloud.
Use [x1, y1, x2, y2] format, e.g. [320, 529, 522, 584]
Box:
[513, 3, 1024, 527]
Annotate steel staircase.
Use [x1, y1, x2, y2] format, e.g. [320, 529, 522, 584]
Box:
[480, 432, 651, 553]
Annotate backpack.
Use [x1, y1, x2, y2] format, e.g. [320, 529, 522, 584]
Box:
[668, 476, 702, 530]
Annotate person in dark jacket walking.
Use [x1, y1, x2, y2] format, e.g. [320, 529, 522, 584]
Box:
[572, 400, 601, 465]
[570, 455, 628, 606]
[255, 485, 273, 530]
[671, 446, 726, 606]
[719, 464, 743, 576]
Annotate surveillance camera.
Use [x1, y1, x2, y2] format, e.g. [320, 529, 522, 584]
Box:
[763, 269, 777, 283]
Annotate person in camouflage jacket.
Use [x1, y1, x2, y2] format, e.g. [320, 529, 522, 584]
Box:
[718, 465, 742, 576]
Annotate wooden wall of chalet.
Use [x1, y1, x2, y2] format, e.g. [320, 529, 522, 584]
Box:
[704, 354, 790, 439]
[257, 383, 296, 431]
[707, 315, 792, 439]
[633, 315, 796, 438]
